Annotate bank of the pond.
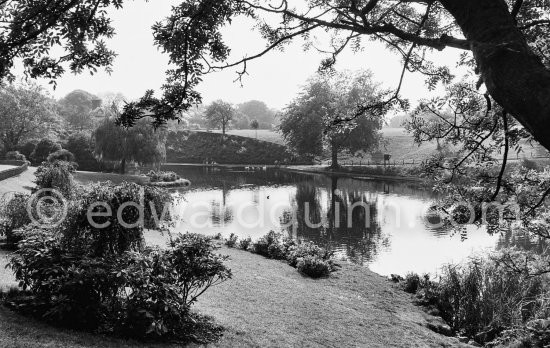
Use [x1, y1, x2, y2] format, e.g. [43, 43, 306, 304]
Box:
[0, 245, 466, 347]
[285, 165, 426, 183]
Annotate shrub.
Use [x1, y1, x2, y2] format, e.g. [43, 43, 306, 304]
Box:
[5, 151, 26, 161]
[30, 138, 62, 165]
[18, 141, 37, 160]
[238, 236, 252, 250]
[245, 232, 335, 278]
[225, 233, 238, 248]
[403, 272, 421, 294]
[47, 149, 75, 163]
[65, 133, 102, 171]
[405, 250, 550, 344]
[251, 230, 281, 257]
[5, 177, 228, 342]
[34, 161, 76, 198]
[7, 232, 231, 340]
[146, 170, 179, 183]
[0, 193, 31, 247]
[286, 242, 332, 267]
[296, 255, 332, 278]
[122, 234, 231, 338]
[436, 256, 547, 339]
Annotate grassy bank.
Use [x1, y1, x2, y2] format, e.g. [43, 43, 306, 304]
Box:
[286, 164, 425, 182]
[0, 243, 465, 347]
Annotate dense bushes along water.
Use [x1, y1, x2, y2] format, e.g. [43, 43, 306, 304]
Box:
[398, 250, 550, 347]
[222, 231, 337, 278]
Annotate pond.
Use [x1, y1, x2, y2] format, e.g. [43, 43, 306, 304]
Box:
[152, 164, 542, 276]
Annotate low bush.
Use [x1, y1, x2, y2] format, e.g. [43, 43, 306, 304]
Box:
[47, 149, 76, 163]
[296, 255, 332, 278]
[30, 138, 61, 165]
[251, 230, 280, 257]
[5, 151, 26, 161]
[18, 141, 37, 160]
[267, 242, 287, 260]
[7, 232, 231, 341]
[225, 233, 238, 248]
[147, 170, 179, 183]
[286, 242, 332, 268]
[238, 236, 252, 250]
[403, 272, 421, 294]
[64, 132, 103, 171]
[0, 193, 31, 248]
[34, 160, 76, 198]
[247, 231, 335, 278]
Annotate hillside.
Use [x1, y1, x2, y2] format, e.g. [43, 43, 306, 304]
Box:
[174, 128, 548, 165]
[208, 129, 286, 145]
[166, 130, 298, 164]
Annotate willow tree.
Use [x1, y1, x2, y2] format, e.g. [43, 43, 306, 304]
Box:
[93, 118, 167, 174]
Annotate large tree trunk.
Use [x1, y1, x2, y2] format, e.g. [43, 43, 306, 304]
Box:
[440, 0, 550, 151]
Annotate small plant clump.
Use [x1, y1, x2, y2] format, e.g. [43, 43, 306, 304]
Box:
[248, 231, 335, 278]
[147, 170, 179, 182]
[5, 151, 26, 161]
[225, 233, 238, 248]
[238, 236, 252, 250]
[0, 193, 31, 248]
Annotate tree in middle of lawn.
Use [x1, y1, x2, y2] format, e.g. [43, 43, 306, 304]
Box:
[205, 100, 234, 136]
[279, 70, 386, 168]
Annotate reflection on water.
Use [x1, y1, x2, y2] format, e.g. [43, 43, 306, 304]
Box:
[160, 165, 528, 276]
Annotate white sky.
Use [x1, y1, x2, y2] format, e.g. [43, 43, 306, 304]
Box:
[35, 1, 467, 112]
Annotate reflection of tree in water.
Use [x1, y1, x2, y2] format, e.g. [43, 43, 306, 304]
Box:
[210, 201, 233, 226]
[288, 176, 389, 266]
[210, 181, 233, 225]
[291, 182, 324, 239]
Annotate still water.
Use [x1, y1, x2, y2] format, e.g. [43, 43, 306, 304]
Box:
[157, 165, 524, 276]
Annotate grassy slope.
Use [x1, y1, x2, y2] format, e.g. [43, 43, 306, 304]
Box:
[166, 131, 292, 164]
[208, 128, 440, 162]
[0, 244, 465, 348]
[193, 246, 464, 348]
[208, 129, 286, 145]
[213, 128, 549, 164]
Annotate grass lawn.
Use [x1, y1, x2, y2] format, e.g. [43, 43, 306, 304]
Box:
[0, 241, 465, 347]
[207, 129, 286, 145]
